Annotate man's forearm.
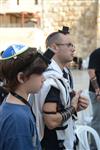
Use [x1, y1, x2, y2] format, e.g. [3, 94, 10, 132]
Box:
[90, 76, 99, 90]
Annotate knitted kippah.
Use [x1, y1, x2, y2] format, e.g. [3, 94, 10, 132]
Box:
[0, 44, 28, 60]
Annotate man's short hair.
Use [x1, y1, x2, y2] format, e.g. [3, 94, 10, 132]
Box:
[45, 27, 70, 48]
[45, 32, 59, 48]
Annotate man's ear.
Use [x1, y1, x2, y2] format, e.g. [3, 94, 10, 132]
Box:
[17, 72, 26, 84]
[49, 43, 58, 53]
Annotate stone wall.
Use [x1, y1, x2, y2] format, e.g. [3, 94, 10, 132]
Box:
[41, 0, 98, 58]
[97, 0, 100, 47]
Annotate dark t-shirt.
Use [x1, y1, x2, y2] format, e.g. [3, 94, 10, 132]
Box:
[41, 86, 64, 150]
[88, 48, 100, 92]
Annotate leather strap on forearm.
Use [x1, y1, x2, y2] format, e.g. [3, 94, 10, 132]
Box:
[60, 106, 76, 123]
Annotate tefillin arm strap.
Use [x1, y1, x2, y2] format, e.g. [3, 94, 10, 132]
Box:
[10, 91, 36, 120]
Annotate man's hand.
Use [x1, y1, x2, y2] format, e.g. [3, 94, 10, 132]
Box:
[77, 95, 89, 111]
[71, 92, 80, 111]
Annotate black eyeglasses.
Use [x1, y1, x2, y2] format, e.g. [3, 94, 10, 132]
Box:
[56, 43, 74, 48]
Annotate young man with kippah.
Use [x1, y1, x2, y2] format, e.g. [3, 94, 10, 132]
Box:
[31, 27, 88, 150]
[0, 44, 54, 150]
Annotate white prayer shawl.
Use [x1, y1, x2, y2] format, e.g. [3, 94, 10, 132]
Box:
[31, 60, 76, 150]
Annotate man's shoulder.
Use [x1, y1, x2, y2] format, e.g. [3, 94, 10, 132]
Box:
[91, 48, 100, 56]
[41, 77, 59, 94]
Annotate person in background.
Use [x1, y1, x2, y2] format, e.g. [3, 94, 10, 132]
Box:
[88, 48, 100, 150]
[0, 44, 54, 150]
[31, 26, 88, 150]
